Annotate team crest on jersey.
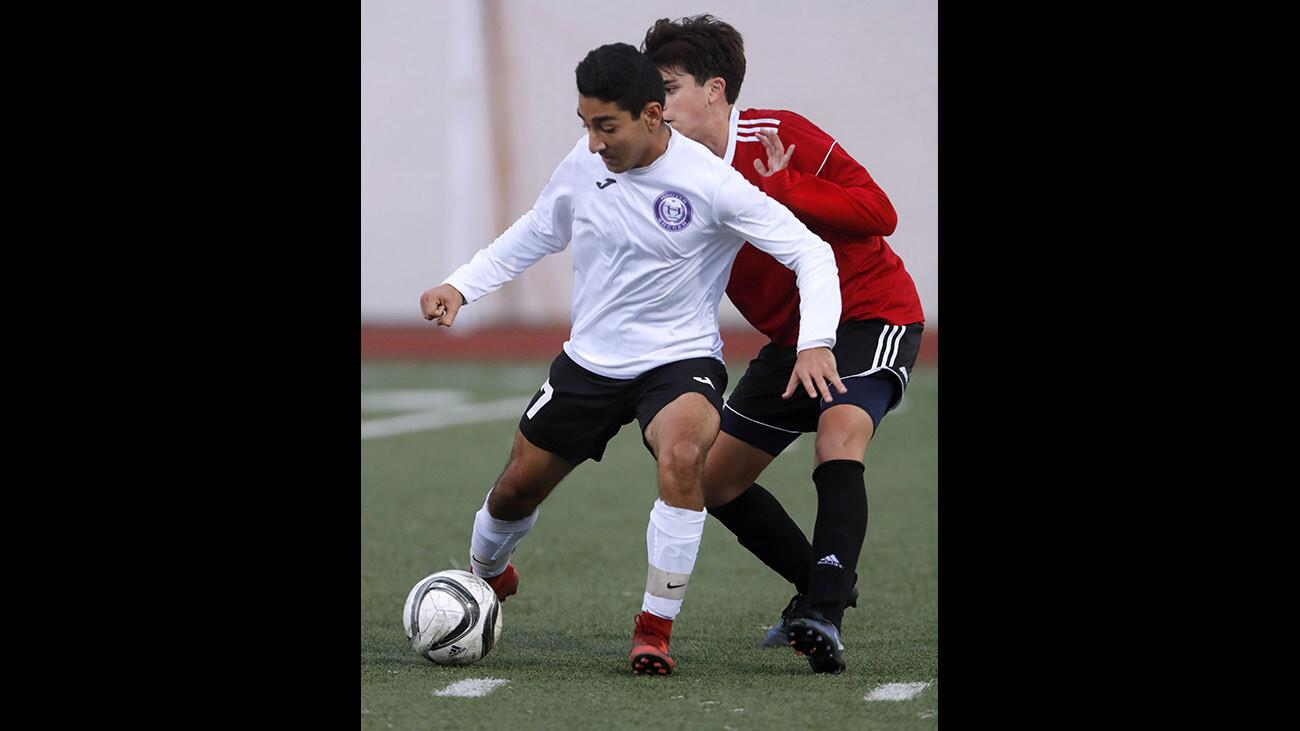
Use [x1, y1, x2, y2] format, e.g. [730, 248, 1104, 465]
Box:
[653, 191, 693, 232]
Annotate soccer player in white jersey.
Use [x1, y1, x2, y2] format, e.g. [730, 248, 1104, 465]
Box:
[419, 43, 845, 675]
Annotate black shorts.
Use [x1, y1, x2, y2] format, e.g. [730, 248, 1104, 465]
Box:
[721, 319, 924, 456]
[518, 351, 729, 464]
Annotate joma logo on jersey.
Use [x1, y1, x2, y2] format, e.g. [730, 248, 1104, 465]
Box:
[654, 191, 693, 232]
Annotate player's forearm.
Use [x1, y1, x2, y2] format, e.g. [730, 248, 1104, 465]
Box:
[443, 212, 562, 303]
[746, 224, 843, 349]
[788, 241, 842, 352]
[760, 169, 898, 236]
[443, 248, 519, 303]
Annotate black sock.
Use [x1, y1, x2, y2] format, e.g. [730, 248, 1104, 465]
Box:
[806, 460, 867, 627]
[708, 483, 812, 594]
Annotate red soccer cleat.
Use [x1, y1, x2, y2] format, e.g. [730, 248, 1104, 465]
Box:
[474, 562, 519, 603]
[629, 611, 676, 675]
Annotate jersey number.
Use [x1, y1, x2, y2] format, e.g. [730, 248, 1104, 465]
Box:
[525, 379, 554, 419]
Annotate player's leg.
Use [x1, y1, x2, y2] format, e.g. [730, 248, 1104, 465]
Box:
[784, 388, 884, 675]
[485, 429, 576, 520]
[704, 424, 812, 593]
[703, 347, 816, 599]
[702, 431, 775, 508]
[467, 353, 623, 602]
[468, 428, 575, 600]
[787, 320, 923, 673]
[802, 402, 876, 626]
[627, 358, 727, 675]
[644, 391, 719, 510]
[781, 398, 876, 673]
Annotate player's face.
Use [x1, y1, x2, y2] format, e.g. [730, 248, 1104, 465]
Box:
[578, 95, 659, 173]
[660, 66, 718, 142]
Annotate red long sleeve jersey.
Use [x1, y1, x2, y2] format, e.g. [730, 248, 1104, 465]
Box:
[724, 108, 924, 346]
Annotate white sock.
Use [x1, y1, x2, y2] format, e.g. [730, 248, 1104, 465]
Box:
[469, 490, 538, 578]
[642, 498, 706, 620]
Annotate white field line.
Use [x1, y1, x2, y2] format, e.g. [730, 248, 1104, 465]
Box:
[432, 678, 510, 698]
[864, 681, 933, 701]
[360, 389, 468, 411]
[361, 397, 528, 440]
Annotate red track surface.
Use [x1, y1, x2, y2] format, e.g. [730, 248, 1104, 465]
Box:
[362, 325, 937, 365]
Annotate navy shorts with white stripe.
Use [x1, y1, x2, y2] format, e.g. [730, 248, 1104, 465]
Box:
[720, 319, 924, 456]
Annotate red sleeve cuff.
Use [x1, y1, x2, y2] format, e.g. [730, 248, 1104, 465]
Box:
[758, 167, 795, 197]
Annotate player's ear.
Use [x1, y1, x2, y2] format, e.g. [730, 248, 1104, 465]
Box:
[709, 77, 726, 105]
[642, 101, 663, 131]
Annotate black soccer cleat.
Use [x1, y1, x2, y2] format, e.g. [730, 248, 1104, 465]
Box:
[762, 593, 808, 647]
[762, 582, 859, 647]
[785, 611, 846, 675]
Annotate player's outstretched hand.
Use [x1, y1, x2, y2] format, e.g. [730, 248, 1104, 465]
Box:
[420, 284, 466, 327]
[753, 128, 795, 177]
[783, 347, 847, 403]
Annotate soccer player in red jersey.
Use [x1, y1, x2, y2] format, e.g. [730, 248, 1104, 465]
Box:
[642, 15, 927, 674]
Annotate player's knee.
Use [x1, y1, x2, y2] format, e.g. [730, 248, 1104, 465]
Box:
[813, 417, 872, 464]
[814, 435, 867, 464]
[814, 427, 861, 453]
[658, 439, 707, 478]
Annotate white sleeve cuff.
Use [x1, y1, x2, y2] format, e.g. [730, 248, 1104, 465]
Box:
[795, 336, 836, 353]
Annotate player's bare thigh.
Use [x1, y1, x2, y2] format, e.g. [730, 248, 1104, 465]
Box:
[644, 392, 720, 511]
[488, 429, 576, 520]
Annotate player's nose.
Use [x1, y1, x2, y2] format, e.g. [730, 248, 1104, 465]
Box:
[587, 131, 605, 154]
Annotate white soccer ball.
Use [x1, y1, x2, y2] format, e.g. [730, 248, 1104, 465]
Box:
[402, 569, 502, 665]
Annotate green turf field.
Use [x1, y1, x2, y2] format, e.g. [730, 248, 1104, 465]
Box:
[362, 360, 937, 730]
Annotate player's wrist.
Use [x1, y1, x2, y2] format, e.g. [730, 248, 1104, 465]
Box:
[441, 281, 470, 305]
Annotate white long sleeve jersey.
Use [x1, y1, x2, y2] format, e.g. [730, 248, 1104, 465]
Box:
[444, 128, 841, 379]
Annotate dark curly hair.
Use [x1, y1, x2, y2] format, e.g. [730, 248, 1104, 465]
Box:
[641, 14, 746, 105]
[574, 43, 666, 118]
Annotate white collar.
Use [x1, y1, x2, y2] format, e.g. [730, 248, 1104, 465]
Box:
[722, 106, 739, 165]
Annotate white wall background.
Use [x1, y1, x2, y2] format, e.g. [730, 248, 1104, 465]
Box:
[362, 0, 937, 328]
